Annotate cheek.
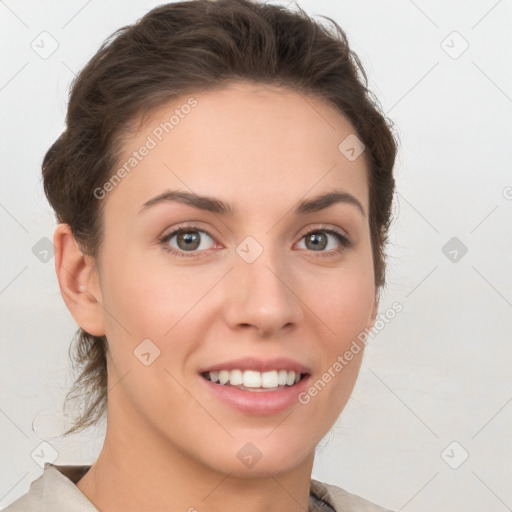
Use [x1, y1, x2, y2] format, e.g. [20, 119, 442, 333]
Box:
[298, 268, 373, 425]
[99, 247, 209, 337]
[299, 262, 375, 347]
[334, 277, 374, 328]
[98, 251, 198, 407]
[98, 248, 223, 386]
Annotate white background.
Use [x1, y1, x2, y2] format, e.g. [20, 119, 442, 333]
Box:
[1, 1, 511, 510]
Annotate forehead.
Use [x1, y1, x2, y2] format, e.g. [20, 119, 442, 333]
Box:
[105, 81, 369, 219]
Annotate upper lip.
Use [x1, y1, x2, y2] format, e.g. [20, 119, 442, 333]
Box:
[198, 357, 311, 374]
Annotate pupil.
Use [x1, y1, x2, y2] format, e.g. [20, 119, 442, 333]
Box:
[178, 231, 200, 250]
[307, 233, 326, 250]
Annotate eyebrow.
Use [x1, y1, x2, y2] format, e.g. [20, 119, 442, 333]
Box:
[139, 189, 366, 217]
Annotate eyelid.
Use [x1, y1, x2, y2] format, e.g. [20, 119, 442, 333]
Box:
[159, 222, 352, 258]
[296, 223, 350, 240]
[295, 224, 353, 257]
[159, 223, 217, 258]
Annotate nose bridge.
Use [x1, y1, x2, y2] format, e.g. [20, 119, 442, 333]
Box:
[224, 232, 302, 334]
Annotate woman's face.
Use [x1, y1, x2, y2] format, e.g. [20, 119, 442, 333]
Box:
[88, 81, 377, 477]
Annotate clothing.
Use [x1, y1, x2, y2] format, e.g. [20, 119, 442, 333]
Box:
[2, 462, 394, 511]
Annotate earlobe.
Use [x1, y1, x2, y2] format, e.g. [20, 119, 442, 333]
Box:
[53, 224, 105, 336]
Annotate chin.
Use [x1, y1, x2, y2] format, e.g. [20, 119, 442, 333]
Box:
[203, 435, 314, 478]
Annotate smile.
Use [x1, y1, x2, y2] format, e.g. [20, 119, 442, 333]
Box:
[199, 370, 312, 415]
[201, 369, 306, 391]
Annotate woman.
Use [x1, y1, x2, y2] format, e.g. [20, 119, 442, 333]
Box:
[5, 0, 397, 510]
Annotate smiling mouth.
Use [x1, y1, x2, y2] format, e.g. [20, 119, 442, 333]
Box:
[200, 370, 309, 392]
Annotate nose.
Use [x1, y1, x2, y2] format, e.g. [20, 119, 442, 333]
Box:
[222, 243, 303, 337]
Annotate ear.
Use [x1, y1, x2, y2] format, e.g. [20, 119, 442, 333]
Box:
[367, 293, 379, 330]
[53, 223, 105, 336]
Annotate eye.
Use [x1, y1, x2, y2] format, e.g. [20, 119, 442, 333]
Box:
[159, 225, 216, 257]
[296, 226, 352, 257]
[159, 224, 352, 258]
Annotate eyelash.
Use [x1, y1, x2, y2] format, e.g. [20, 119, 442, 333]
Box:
[158, 224, 353, 259]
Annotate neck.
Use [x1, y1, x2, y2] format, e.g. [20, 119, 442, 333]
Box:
[76, 394, 316, 512]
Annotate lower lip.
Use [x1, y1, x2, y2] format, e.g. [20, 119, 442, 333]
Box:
[198, 374, 312, 415]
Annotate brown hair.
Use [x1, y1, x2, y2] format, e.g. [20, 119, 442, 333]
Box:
[43, 0, 397, 435]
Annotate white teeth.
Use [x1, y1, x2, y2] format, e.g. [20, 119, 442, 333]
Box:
[243, 370, 261, 388]
[206, 369, 303, 388]
[261, 370, 278, 388]
[278, 369, 288, 386]
[229, 369, 243, 386]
